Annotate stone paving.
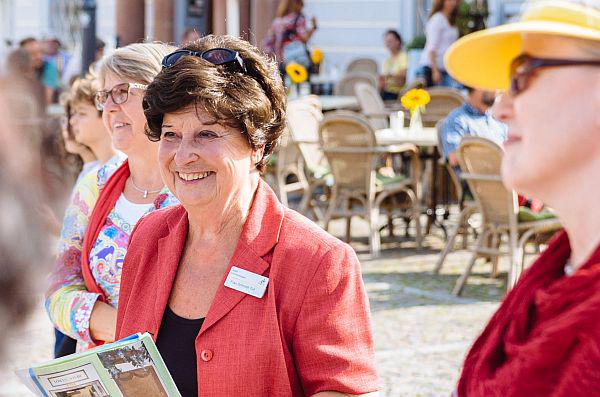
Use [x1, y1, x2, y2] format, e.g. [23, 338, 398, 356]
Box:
[0, 215, 516, 397]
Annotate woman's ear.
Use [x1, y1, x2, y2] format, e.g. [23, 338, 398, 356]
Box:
[252, 146, 265, 167]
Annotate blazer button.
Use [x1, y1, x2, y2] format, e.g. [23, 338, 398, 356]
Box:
[200, 349, 213, 362]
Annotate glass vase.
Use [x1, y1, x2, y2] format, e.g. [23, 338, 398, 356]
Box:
[409, 107, 423, 134]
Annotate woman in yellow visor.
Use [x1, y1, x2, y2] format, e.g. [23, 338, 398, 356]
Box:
[445, 1, 600, 396]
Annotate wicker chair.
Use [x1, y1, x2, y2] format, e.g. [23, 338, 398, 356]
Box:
[319, 111, 422, 256]
[334, 72, 378, 96]
[346, 58, 378, 75]
[421, 87, 465, 128]
[452, 137, 562, 295]
[282, 96, 330, 221]
[433, 120, 478, 273]
[354, 82, 392, 130]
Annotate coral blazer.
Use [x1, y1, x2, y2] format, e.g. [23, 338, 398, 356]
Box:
[116, 180, 380, 396]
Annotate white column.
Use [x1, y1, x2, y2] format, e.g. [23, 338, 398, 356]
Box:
[226, 0, 240, 37]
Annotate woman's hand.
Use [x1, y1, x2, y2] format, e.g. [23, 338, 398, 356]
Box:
[89, 301, 117, 343]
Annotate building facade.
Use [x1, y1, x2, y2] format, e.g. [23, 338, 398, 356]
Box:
[0, 0, 527, 73]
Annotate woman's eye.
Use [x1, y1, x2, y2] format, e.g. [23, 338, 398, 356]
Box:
[198, 130, 219, 139]
[162, 131, 178, 140]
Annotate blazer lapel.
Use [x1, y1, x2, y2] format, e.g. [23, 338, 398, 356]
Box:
[200, 180, 285, 335]
[152, 207, 188, 337]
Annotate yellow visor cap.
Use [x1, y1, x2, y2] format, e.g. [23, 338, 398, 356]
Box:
[444, 0, 600, 91]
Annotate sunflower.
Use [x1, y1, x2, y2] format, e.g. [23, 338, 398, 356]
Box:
[400, 88, 431, 112]
[285, 63, 308, 84]
[311, 48, 324, 65]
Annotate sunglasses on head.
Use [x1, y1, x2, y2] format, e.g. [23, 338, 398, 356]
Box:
[509, 54, 600, 96]
[161, 48, 248, 74]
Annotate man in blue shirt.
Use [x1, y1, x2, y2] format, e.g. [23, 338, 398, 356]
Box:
[440, 87, 507, 169]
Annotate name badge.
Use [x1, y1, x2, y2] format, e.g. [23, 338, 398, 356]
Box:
[224, 266, 269, 299]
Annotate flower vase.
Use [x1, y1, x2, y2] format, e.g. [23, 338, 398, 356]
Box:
[409, 107, 423, 134]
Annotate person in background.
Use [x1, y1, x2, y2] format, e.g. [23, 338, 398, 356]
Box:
[380, 29, 408, 100]
[20, 37, 60, 104]
[0, 79, 56, 358]
[180, 28, 201, 45]
[417, 0, 460, 88]
[262, 0, 317, 70]
[68, 75, 118, 172]
[445, 0, 600, 395]
[52, 75, 123, 357]
[45, 43, 179, 353]
[5, 48, 47, 112]
[116, 34, 379, 396]
[44, 38, 72, 95]
[440, 87, 506, 169]
[62, 38, 106, 87]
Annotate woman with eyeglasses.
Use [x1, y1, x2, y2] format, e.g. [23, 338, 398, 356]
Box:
[45, 43, 179, 352]
[115, 35, 379, 397]
[444, 1, 600, 395]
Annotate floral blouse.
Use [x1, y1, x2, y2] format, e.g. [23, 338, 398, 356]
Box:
[45, 159, 178, 351]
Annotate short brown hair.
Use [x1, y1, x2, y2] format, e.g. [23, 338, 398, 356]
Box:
[69, 74, 101, 115]
[143, 35, 287, 172]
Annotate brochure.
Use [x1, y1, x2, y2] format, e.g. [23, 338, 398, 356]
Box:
[16, 333, 181, 397]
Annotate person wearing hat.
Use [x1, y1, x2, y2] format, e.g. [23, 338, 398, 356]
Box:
[445, 0, 600, 396]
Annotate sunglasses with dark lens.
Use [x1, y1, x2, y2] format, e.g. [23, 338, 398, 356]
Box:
[161, 48, 248, 73]
[510, 54, 600, 96]
[94, 82, 148, 110]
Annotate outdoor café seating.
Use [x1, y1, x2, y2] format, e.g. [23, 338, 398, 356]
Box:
[334, 72, 378, 96]
[354, 81, 392, 130]
[319, 111, 422, 256]
[452, 137, 562, 296]
[346, 57, 379, 77]
[278, 96, 330, 221]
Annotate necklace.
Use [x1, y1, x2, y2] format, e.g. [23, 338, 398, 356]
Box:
[129, 178, 163, 198]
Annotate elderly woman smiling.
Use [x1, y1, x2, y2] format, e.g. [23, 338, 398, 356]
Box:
[116, 35, 380, 397]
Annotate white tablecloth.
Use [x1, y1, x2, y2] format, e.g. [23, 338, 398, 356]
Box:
[375, 128, 438, 147]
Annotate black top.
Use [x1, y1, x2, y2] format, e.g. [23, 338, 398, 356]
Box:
[155, 306, 204, 397]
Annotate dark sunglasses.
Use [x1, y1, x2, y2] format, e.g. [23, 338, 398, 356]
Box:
[161, 48, 248, 73]
[510, 54, 600, 96]
[94, 82, 148, 111]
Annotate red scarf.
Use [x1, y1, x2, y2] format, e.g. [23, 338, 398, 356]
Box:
[458, 231, 600, 396]
[81, 160, 130, 300]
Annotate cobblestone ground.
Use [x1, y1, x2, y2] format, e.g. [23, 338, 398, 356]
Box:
[0, 215, 513, 397]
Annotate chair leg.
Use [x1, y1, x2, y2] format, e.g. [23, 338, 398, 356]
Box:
[323, 188, 338, 232]
[453, 230, 488, 296]
[369, 206, 381, 257]
[510, 228, 536, 289]
[344, 199, 352, 243]
[414, 208, 423, 249]
[387, 214, 395, 237]
[297, 184, 312, 215]
[490, 232, 500, 278]
[433, 205, 473, 274]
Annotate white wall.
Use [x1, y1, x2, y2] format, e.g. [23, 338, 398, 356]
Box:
[304, 0, 403, 76]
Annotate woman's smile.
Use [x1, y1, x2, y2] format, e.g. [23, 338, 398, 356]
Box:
[176, 171, 216, 183]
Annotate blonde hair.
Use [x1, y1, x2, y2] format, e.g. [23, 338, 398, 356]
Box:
[97, 42, 177, 85]
[70, 74, 100, 110]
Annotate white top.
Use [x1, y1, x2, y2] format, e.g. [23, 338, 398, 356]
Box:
[419, 12, 459, 70]
[114, 194, 154, 226]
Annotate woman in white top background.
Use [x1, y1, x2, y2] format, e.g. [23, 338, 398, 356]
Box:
[417, 0, 461, 88]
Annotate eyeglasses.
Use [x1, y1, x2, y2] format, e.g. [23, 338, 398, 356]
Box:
[510, 54, 600, 96]
[161, 48, 248, 74]
[94, 82, 148, 110]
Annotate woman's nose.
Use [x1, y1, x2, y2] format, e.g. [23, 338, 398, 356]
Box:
[175, 138, 199, 165]
[492, 92, 514, 123]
